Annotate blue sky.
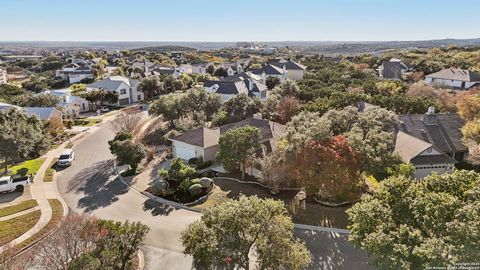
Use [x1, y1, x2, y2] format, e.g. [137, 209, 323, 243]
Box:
[1, 0, 479, 41]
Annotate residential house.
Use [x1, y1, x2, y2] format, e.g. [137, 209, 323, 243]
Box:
[268, 59, 307, 80]
[0, 68, 6, 84]
[219, 62, 245, 77]
[425, 68, 480, 89]
[86, 76, 143, 106]
[56, 63, 94, 84]
[177, 63, 209, 75]
[395, 131, 456, 179]
[131, 61, 178, 78]
[377, 58, 411, 80]
[251, 64, 287, 84]
[170, 116, 286, 167]
[23, 107, 63, 122]
[203, 80, 250, 102]
[221, 72, 268, 100]
[396, 107, 467, 178]
[42, 88, 91, 118]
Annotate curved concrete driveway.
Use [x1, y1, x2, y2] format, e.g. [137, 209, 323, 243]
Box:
[56, 123, 199, 269]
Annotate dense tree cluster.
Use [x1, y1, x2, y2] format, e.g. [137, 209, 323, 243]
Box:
[348, 170, 480, 269]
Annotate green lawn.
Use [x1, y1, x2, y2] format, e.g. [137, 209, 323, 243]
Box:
[0, 210, 41, 246]
[43, 158, 58, 182]
[0, 200, 38, 218]
[7, 158, 46, 177]
[16, 199, 64, 250]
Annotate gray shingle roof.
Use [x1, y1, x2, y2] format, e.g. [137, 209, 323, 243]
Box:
[251, 64, 285, 76]
[399, 113, 467, 154]
[171, 118, 285, 152]
[171, 127, 220, 148]
[426, 68, 480, 82]
[379, 61, 409, 79]
[203, 80, 249, 95]
[87, 76, 139, 91]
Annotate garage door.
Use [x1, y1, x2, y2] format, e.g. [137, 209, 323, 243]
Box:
[118, 98, 130, 105]
[174, 145, 196, 160]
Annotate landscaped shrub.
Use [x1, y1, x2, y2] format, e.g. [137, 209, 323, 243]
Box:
[191, 178, 201, 185]
[196, 160, 213, 170]
[188, 184, 203, 197]
[199, 177, 213, 188]
[63, 119, 74, 129]
[188, 158, 198, 165]
[179, 178, 192, 193]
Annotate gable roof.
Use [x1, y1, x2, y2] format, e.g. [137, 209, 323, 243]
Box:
[171, 118, 286, 150]
[251, 64, 285, 76]
[170, 127, 220, 148]
[399, 113, 467, 154]
[221, 72, 267, 93]
[268, 59, 306, 71]
[87, 76, 139, 91]
[0, 102, 20, 111]
[23, 107, 59, 120]
[379, 61, 410, 79]
[425, 68, 480, 82]
[203, 80, 249, 95]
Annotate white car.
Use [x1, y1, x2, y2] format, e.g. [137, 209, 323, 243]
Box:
[57, 149, 75, 167]
[0, 175, 31, 193]
[99, 106, 110, 112]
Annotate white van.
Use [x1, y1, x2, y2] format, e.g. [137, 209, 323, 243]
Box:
[57, 149, 75, 167]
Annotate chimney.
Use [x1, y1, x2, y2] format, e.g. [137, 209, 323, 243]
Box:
[423, 106, 438, 125]
[262, 72, 266, 84]
[248, 79, 253, 91]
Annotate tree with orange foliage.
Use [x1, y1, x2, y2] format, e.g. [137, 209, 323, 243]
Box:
[276, 96, 301, 124]
[289, 135, 363, 202]
[457, 93, 480, 121]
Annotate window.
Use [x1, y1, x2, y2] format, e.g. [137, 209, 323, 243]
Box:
[137, 95, 142, 101]
[0, 181, 8, 185]
[120, 89, 127, 95]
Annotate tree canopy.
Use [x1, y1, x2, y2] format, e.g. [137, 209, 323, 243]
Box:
[347, 170, 480, 270]
[181, 195, 311, 270]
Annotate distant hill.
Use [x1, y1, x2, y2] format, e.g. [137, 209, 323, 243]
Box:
[298, 38, 480, 55]
[131, 45, 196, 52]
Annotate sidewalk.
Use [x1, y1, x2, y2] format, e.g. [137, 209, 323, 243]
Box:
[0, 125, 99, 253]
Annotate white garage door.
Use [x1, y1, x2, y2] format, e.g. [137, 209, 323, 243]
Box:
[174, 145, 196, 160]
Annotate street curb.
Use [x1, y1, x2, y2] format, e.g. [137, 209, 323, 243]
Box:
[115, 166, 351, 234]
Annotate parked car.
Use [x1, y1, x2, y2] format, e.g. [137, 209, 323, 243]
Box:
[0, 175, 31, 193]
[57, 149, 75, 167]
[99, 106, 110, 112]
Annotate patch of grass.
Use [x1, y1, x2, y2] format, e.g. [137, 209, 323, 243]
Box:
[84, 118, 102, 126]
[192, 185, 230, 211]
[43, 158, 58, 182]
[0, 200, 38, 217]
[15, 199, 64, 250]
[0, 210, 41, 246]
[7, 158, 46, 177]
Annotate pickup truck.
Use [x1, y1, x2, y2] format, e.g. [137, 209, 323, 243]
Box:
[0, 175, 31, 193]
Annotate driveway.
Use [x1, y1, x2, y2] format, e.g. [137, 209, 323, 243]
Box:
[55, 122, 375, 270]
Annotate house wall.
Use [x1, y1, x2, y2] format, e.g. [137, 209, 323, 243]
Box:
[172, 141, 204, 160]
[425, 77, 477, 89]
[286, 70, 304, 80]
[414, 164, 454, 179]
[412, 147, 455, 179]
[203, 145, 219, 161]
[68, 73, 94, 84]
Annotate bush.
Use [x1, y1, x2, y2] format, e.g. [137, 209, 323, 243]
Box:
[188, 158, 198, 165]
[188, 183, 203, 197]
[196, 160, 213, 170]
[191, 178, 201, 185]
[179, 178, 192, 193]
[63, 119, 74, 129]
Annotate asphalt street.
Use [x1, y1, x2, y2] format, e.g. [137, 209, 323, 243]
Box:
[56, 122, 375, 270]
